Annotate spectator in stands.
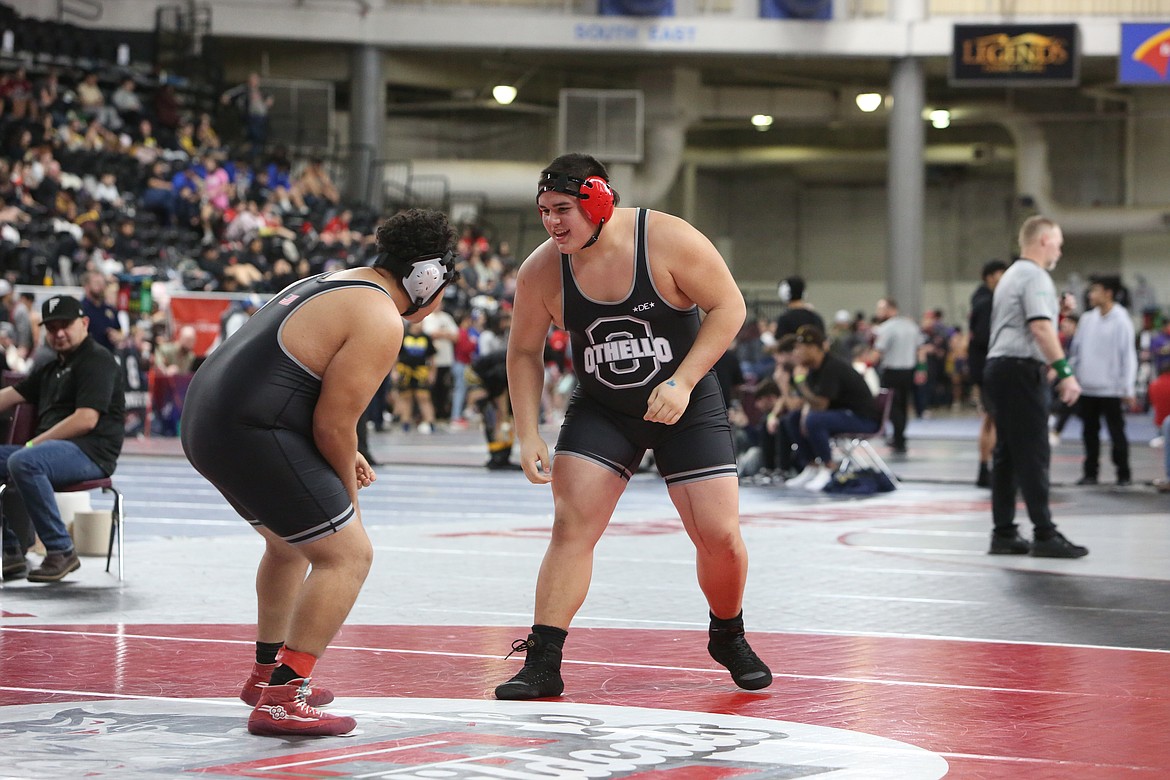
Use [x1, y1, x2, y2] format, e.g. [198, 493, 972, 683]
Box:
[110, 217, 142, 267]
[319, 208, 360, 249]
[221, 72, 274, 156]
[140, 159, 175, 226]
[80, 269, 123, 351]
[152, 84, 181, 145]
[36, 68, 67, 125]
[0, 295, 126, 584]
[201, 155, 231, 212]
[783, 325, 881, 492]
[111, 78, 144, 128]
[295, 157, 340, 208]
[221, 248, 266, 292]
[155, 324, 199, 376]
[176, 119, 198, 158]
[76, 72, 118, 128]
[0, 66, 34, 121]
[88, 170, 124, 209]
[195, 112, 221, 152]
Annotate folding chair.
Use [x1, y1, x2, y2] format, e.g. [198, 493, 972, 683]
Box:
[831, 388, 900, 488]
[0, 402, 126, 580]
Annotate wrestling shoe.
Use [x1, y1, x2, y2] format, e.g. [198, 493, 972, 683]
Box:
[708, 633, 773, 691]
[494, 633, 565, 700]
[247, 678, 355, 737]
[240, 662, 335, 707]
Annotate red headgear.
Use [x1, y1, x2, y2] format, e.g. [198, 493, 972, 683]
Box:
[538, 173, 615, 226]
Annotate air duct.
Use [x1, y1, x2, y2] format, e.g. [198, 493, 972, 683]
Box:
[1002, 118, 1170, 235]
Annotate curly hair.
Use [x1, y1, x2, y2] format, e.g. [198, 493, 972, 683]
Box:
[374, 208, 455, 270]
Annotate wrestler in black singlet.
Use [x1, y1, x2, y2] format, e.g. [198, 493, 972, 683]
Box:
[181, 274, 391, 544]
[555, 208, 738, 486]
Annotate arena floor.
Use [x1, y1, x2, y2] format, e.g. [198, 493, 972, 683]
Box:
[2, 413, 1168, 779]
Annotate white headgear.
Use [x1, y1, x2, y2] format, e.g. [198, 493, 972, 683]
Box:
[373, 249, 459, 316]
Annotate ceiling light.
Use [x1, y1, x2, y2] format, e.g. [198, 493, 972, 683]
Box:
[492, 85, 517, 105]
[929, 109, 951, 129]
[855, 92, 882, 113]
[751, 114, 774, 129]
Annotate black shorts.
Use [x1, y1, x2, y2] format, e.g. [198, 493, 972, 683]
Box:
[182, 422, 355, 545]
[395, 364, 432, 392]
[555, 372, 737, 487]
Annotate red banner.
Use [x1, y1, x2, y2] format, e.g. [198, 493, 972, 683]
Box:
[168, 295, 232, 357]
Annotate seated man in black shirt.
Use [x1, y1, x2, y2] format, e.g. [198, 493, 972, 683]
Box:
[0, 295, 125, 583]
[783, 325, 881, 492]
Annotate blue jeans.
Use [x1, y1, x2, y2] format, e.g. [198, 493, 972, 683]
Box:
[786, 409, 880, 465]
[1, 442, 106, 554]
[451, 360, 470, 420]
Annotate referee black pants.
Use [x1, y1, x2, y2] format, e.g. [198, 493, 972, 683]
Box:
[983, 357, 1057, 539]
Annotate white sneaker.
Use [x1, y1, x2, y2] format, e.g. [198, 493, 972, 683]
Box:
[804, 466, 833, 492]
[1150, 436, 1164, 449]
[418, 422, 433, 435]
[1048, 430, 1061, 446]
[785, 464, 819, 488]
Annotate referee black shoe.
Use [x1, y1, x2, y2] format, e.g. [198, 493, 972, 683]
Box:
[708, 634, 773, 691]
[989, 533, 1031, 555]
[1031, 532, 1089, 559]
[494, 634, 565, 700]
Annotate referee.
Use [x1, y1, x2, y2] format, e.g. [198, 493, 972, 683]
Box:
[983, 216, 1089, 558]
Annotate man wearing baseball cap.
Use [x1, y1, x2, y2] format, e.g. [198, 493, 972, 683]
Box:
[0, 295, 125, 583]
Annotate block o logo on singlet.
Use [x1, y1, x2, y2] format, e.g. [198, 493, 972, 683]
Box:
[582, 315, 673, 390]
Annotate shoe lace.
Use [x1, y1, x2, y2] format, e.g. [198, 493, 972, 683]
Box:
[504, 637, 535, 661]
[294, 679, 325, 717]
[713, 634, 762, 674]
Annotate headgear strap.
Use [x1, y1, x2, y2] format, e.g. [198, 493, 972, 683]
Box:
[372, 249, 459, 316]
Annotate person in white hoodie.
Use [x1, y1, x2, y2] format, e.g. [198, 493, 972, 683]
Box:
[1068, 275, 1137, 486]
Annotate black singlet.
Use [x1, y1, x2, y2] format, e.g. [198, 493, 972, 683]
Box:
[563, 208, 701, 418]
[181, 273, 391, 543]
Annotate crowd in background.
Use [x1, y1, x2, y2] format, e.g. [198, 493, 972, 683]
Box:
[0, 56, 534, 441]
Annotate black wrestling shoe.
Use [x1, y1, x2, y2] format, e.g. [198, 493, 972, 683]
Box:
[708, 633, 773, 691]
[989, 533, 1031, 555]
[494, 634, 565, 700]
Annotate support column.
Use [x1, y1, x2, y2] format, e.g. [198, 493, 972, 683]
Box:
[887, 0, 926, 319]
[349, 44, 384, 209]
[887, 57, 925, 319]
